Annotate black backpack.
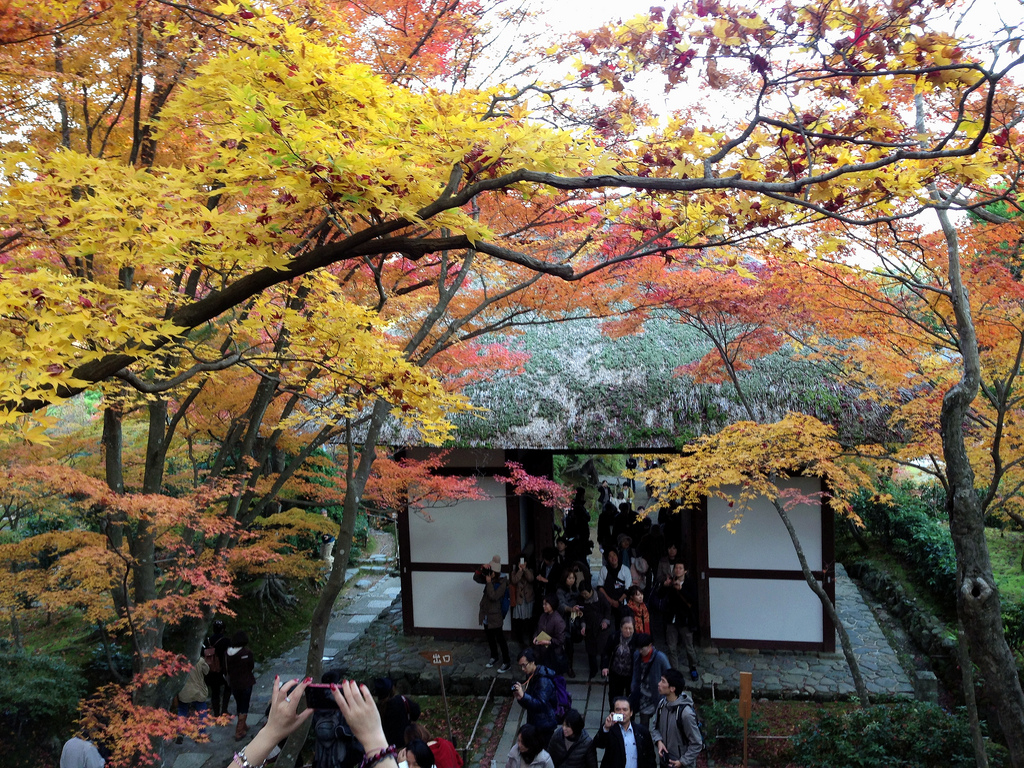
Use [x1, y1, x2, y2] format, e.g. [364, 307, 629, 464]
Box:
[313, 710, 364, 768]
[657, 699, 706, 753]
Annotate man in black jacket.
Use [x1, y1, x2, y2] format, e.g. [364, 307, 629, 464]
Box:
[593, 697, 657, 768]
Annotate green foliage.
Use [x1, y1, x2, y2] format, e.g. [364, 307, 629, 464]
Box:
[791, 702, 975, 768]
[85, 640, 134, 686]
[986, 528, 1024, 605]
[349, 512, 371, 563]
[701, 700, 765, 748]
[1002, 601, 1024, 652]
[82, 389, 103, 412]
[0, 648, 86, 731]
[852, 481, 957, 613]
[224, 579, 321, 661]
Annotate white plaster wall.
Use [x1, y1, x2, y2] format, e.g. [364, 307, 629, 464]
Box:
[411, 570, 511, 631]
[706, 477, 823, 571]
[709, 577, 823, 642]
[408, 477, 509, 565]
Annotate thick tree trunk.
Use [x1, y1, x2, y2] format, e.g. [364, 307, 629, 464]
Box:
[771, 498, 870, 703]
[943, 407, 1024, 764]
[933, 200, 1024, 767]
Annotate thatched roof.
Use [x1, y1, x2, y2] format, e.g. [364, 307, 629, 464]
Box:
[389, 319, 893, 451]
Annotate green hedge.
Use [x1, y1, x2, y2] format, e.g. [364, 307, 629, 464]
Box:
[792, 702, 976, 768]
[853, 482, 957, 612]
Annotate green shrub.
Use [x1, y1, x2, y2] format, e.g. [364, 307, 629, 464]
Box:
[853, 481, 957, 613]
[792, 702, 974, 768]
[701, 699, 765, 749]
[0, 649, 86, 731]
[349, 511, 370, 563]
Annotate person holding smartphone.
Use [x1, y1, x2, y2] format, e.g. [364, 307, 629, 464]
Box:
[227, 678, 397, 768]
[312, 669, 364, 768]
[475, 555, 512, 673]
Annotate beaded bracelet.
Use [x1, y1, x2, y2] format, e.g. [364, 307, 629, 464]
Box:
[233, 748, 267, 768]
[360, 744, 398, 768]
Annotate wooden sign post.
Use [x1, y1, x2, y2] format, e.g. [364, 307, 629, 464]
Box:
[738, 672, 752, 768]
[420, 651, 455, 743]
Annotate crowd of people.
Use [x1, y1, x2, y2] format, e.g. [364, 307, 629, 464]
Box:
[475, 476, 702, 687]
[214, 664, 702, 768]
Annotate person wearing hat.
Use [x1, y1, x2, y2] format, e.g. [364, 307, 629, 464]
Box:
[629, 633, 670, 729]
[475, 554, 512, 673]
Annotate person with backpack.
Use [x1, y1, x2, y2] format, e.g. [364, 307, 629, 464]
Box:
[313, 669, 364, 768]
[513, 649, 560, 742]
[475, 555, 512, 673]
[546, 709, 597, 768]
[175, 652, 210, 743]
[651, 669, 703, 768]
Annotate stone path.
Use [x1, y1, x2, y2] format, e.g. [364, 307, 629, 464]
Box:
[164, 536, 401, 768]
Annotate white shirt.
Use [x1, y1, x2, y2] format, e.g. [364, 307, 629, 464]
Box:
[620, 722, 638, 768]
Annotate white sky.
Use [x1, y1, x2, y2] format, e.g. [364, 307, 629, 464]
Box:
[532, 0, 1024, 51]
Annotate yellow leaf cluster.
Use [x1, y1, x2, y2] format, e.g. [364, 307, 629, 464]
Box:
[642, 414, 871, 529]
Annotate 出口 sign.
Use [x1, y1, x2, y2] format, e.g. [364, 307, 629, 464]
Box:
[419, 650, 454, 666]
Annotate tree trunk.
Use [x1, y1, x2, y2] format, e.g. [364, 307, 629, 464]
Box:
[958, 620, 989, 768]
[933, 199, 1024, 766]
[771, 498, 871, 704]
[275, 402, 391, 768]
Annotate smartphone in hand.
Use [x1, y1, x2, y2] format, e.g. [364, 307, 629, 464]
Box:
[305, 683, 337, 710]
